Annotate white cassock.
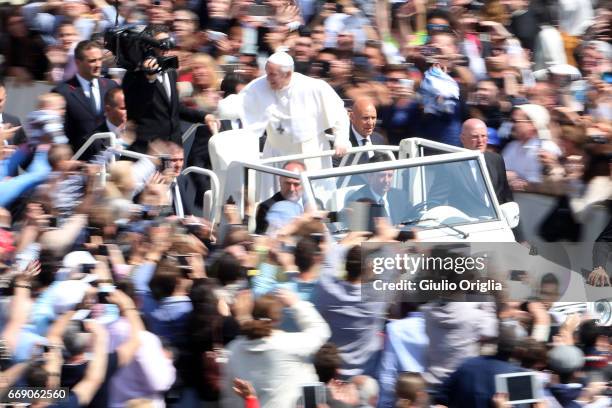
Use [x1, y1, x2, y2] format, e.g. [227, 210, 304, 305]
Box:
[218, 72, 349, 201]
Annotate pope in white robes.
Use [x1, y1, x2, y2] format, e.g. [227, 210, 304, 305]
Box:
[217, 51, 350, 171]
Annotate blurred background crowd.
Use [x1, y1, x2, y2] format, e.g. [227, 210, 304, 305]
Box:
[0, 0, 610, 407]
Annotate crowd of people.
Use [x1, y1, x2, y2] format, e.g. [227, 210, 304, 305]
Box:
[0, 0, 610, 407]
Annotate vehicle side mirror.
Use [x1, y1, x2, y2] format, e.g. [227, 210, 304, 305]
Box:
[500, 202, 520, 229]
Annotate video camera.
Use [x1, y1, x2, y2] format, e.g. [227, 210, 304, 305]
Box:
[104, 25, 179, 73]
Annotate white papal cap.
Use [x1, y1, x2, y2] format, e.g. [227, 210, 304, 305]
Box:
[266, 51, 294, 69]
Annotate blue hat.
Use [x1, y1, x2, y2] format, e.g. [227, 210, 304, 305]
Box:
[487, 127, 501, 146]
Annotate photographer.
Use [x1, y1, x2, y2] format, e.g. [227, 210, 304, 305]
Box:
[121, 24, 211, 153]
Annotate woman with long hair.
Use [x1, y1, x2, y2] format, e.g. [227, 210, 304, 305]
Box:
[220, 290, 330, 408]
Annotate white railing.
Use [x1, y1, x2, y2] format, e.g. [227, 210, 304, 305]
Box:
[181, 166, 221, 224]
[106, 147, 155, 161]
[258, 144, 399, 167]
[399, 137, 468, 159]
[72, 132, 117, 161]
[181, 123, 204, 144]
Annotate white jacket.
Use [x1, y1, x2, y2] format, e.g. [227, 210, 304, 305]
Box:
[220, 300, 331, 408]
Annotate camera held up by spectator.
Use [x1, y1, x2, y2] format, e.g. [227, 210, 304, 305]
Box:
[104, 25, 179, 73]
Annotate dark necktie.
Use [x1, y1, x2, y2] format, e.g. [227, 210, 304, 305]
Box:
[89, 81, 98, 114]
[378, 196, 390, 220]
[362, 138, 374, 158]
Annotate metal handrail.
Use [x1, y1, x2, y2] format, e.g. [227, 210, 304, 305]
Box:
[413, 138, 467, 152]
[72, 132, 116, 161]
[182, 123, 204, 144]
[238, 162, 302, 179]
[258, 144, 399, 166]
[107, 147, 155, 161]
[302, 150, 481, 178]
[73, 122, 203, 162]
[181, 166, 220, 224]
[400, 138, 468, 159]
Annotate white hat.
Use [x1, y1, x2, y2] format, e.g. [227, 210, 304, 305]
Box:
[267, 51, 294, 69]
[52, 279, 90, 315]
[534, 64, 583, 81]
[63, 251, 97, 271]
[548, 64, 582, 79]
[516, 104, 551, 140]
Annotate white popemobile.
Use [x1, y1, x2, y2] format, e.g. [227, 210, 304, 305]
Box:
[216, 137, 519, 242]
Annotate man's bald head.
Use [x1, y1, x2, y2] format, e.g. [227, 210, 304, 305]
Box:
[279, 161, 305, 201]
[350, 97, 377, 138]
[461, 118, 488, 152]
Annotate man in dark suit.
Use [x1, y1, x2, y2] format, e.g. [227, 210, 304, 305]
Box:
[255, 161, 306, 234]
[52, 40, 119, 161]
[345, 154, 409, 225]
[338, 97, 388, 186]
[83, 88, 131, 161]
[163, 141, 198, 217]
[122, 24, 208, 153]
[349, 97, 386, 155]
[94, 88, 127, 141]
[459, 118, 513, 205]
[334, 97, 386, 169]
[427, 118, 514, 221]
[0, 80, 26, 145]
[184, 119, 237, 206]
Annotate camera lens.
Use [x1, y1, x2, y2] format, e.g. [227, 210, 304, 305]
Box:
[594, 300, 612, 325]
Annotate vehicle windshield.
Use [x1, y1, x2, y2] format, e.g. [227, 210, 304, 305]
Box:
[307, 158, 498, 229]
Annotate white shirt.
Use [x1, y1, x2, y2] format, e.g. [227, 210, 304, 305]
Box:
[168, 179, 184, 218]
[502, 137, 562, 183]
[157, 72, 171, 100]
[105, 119, 120, 137]
[105, 119, 129, 148]
[352, 125, 374, 158]
[146, 71, 172, 99]
[352, 126, 369, 145]
[76, 74, 101, 113]
[369, 187, 390, 217]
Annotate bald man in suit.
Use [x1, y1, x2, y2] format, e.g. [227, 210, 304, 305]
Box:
[460, 118, 513, 205]
[338, 97, 387, 185]
[428, 118, 515, 223]
[348, 98, 386, 160]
